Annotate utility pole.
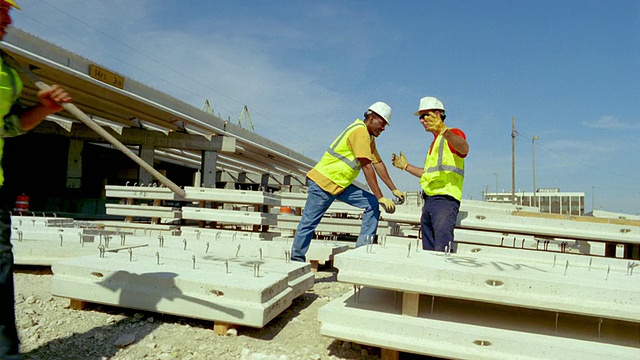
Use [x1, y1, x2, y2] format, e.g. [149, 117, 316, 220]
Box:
[511, 116, 517, 204]
[532, 135, 540, 207]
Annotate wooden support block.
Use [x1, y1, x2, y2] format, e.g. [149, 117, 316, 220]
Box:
[381, 348, 399, 360]
[69, 299, 88, 310]
[402, 292, 420, 317]
[310, 260, 319, 272]
[213, 321, 235, 335]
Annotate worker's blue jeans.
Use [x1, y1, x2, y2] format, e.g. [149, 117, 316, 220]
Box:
[0, 204, 21, 359]
[421, 194, 460, 252]
[290, 180, 380, 262]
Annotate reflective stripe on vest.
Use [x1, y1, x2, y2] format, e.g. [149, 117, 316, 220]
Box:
[0, 53, 23, 187]
[326, 121, 365, 171]
[420, 134, 465, 200]
[314, 119, 366, 188]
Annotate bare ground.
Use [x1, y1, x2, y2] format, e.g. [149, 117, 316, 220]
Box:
[13, 265, 433, 360]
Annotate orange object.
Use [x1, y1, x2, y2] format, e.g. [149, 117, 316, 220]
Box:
[13, 193, 29, 213]
[279, 206, 293, 215]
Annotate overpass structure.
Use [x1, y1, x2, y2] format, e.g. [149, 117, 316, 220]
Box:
[1, 28, 316, 199]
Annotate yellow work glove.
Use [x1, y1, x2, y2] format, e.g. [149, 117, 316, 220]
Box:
[392, 189, 406, 204]
[378, 197, 396, 214]
[424, 113, 449, 135]
[391, 152, 408, 170]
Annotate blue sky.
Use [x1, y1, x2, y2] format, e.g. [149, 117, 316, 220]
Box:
[10, 0, 640, 214]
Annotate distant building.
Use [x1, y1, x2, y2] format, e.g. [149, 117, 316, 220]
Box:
[483, 188, 585, 215]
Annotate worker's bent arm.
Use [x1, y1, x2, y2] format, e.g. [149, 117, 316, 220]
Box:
[360, 158, 383, 199]
[372, 161, 399, 192]
[402, 162, 424, 178]
[20, 85, 72, 131]
[442, 130, 469, 155]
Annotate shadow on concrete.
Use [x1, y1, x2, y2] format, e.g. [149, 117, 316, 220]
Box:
[97, 270, 244, 319]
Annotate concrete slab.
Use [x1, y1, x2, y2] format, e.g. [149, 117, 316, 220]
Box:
[319, 287, 640, 360]
[52, 251, 311, 328]
[181, 226, 278, 241]
[182, 207, 277, 226]
[456, 243, 635, 270]
[333, 246, 640, 322]
[277, 215, 390, 235]
[105, 184, 182, 200]
[183, 187, 280, 206]
[105, 203, 181, 220]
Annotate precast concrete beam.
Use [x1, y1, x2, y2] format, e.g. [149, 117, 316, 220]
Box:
[458, 211, 640, 245]
[333, 246, 640, 322]
[181, 227, 277, 241]
[183, 187, 280, 206]
[453, 228, 592, 254]
[277, 215, 390, 235]
[52, 251, 309, 328]
[105, 185, 183, 200]
[318, 287, 640, 360]
[11, 215, 77, 229]
[182, 207, 276, 226]
[105, 204, 181, 220]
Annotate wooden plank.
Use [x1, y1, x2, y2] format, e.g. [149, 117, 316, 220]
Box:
[402, 292, 420, 317]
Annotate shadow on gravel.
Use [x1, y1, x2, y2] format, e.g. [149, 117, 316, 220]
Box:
[22, 316, 158, 360]
[326, 339, 441, 360]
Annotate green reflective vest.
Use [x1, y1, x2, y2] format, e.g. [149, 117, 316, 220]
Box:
[420, 133, 465, 201]
[313, 119, 366, 188]
[0, 55, 23, 186]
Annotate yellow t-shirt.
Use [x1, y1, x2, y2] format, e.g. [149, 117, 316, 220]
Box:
[308, 125, 381, 195]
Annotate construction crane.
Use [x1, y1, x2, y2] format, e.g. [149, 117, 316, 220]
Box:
[237, 105, 255, 132]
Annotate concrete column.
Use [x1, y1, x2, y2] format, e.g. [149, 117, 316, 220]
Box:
[66, 139, 83, 189]
[138, 145, 154, 185]
[201, 151, 218, 187]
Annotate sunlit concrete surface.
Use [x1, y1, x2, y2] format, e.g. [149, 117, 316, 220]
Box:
[105, 203, 182, 221]
[319, 287, 640, 360]
[183, 187, 281, 206]
[105, 184, 182, 200]
[181, 226, 277, 241]
[333, 246, 640, 322]
[277, 215, 391, 236]
[182, 207, 277, 226]
[52, 249, 312, 328]
[456, 243, 637, 270]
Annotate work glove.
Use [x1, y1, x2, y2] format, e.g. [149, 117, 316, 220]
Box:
[391, 152, 408, 170]
[378, 197, 396, 214]
[392, 189, 406, 204]
[424, 113, 449, 135]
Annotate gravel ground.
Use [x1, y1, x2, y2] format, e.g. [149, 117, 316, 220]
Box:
[13, 265, 432, 360]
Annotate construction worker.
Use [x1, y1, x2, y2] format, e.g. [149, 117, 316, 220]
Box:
[290, 101, 405, 262]
[0, 1, 73, 358]
[392, 96, 468, 252]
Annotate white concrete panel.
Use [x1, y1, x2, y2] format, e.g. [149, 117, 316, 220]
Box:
[319, 288, 640, 360]
[333, 246, 640, 322]
[52, 252, 309, 328]
[105, 185, 182, 200]
[105, 204, 182, 220]
[182, 207, 276, 226]
[277, 215, 390, 235]
[181, 227, 277, 241]
[183, 187, 280, 206]
[455, 243, 638, 271]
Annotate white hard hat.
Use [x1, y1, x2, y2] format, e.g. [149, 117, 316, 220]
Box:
[368, 101, 392, 124]
[414, 96, 445, 116]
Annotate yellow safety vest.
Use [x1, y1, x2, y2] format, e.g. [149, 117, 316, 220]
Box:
[0, 54, 23, 186]
[313, 119, 366, 188]
[420, 133, 465, 200]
